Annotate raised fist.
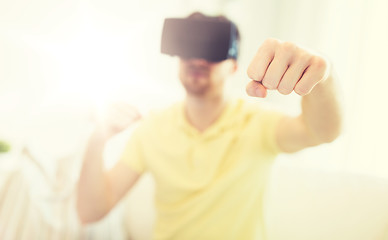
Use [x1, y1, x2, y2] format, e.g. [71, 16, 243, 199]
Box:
[246, 38, 330, 98]
[93, 102, 141, 140]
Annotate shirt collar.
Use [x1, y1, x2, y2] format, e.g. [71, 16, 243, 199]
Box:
[176, 99, 241, 139]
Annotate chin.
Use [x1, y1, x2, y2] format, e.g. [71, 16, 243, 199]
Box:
[183, 84, 209, 96]
[180, 75, 210, 95]
[185, 86, 206, 96]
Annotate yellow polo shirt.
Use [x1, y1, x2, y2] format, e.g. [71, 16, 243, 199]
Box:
[121, 98, 283, 240]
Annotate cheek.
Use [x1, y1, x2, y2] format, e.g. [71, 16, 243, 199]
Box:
[212, 65, 230, 80]
[209, 70, 226, 86]
[178, 65, 186, 80]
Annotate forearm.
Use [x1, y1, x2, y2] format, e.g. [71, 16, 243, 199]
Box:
[77, 131, 113, 224]
[300, 72, 342, 143]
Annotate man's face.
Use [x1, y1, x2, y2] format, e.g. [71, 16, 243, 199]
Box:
[179, 58, 237, 97]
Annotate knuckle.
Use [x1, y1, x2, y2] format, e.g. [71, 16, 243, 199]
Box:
[298, 52, 313, 65]
[277, 42, 297, 61]
[313, 56, 328, 69]
[281, 41, 296, 52]
[264, 38, 281, 48]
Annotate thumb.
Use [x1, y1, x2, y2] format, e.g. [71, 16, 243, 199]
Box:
[246, 80, 268, 98]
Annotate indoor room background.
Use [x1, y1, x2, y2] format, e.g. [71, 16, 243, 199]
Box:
[1, 0, 388, 239]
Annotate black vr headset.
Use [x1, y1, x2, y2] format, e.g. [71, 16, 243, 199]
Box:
[160, 17, 239, 62]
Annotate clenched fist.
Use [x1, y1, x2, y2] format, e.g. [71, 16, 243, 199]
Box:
[246, 38, 330, 98]
[93, 102, 141, 140]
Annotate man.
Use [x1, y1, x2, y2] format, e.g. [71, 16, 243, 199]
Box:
[77, 12, 342, 240]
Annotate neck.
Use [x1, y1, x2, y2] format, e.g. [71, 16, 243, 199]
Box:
[184, 94, 227, 132]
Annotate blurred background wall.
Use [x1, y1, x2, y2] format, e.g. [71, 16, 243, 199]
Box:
[1, 0, 387, 176]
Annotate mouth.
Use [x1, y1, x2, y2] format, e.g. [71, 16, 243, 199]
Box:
[187, 68, 208, 78]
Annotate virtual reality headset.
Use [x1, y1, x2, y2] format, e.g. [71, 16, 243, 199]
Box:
[161, 18, 239, 62]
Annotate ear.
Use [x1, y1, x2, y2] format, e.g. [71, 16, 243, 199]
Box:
[230, 59, 238, 74]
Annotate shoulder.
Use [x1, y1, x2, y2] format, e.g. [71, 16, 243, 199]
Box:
[133, 102, 181, 135]
[145, 102, 180, 125]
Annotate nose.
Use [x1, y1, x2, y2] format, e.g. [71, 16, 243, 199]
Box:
[185, 58, 210, 66]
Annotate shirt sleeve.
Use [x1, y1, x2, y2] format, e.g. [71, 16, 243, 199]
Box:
[120, 125, 147, 174]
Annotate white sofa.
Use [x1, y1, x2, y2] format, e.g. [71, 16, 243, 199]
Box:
[123, 164, 388, 240]
[2, 150, 388, 240]
[264, 164, 388, 240]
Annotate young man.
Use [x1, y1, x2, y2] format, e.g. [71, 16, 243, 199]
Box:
[77, 12, 342, 240]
